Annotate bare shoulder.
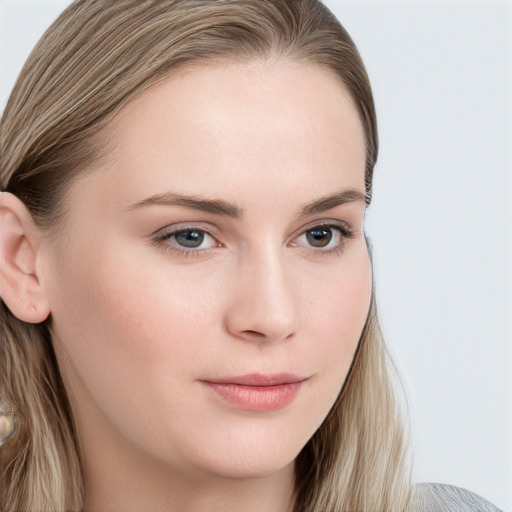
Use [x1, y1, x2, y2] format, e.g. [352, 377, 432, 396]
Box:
[412, 483, 504, 512]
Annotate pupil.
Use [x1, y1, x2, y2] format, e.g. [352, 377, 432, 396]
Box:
[175, 230, 204, 248]
[306, 228, 332, 247]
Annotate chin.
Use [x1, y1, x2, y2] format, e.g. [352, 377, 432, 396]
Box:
[160, 430, 304, 481]
[199, 454, 296, 481]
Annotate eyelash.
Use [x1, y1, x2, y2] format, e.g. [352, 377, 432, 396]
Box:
[152, 221, 354, 258]
[152, 224, 221, 258]
[291, 221, 354, 255]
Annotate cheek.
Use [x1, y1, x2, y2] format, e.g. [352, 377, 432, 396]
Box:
[303, 245, 371, 388]
[313, 249, 370, 333]
[63, 259, 217, 369]
[47, 244, 217, 415]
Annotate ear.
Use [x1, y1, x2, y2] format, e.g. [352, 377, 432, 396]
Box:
[0, 192, 51, 323]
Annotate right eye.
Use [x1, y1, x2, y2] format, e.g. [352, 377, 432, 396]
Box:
[157, 228, 220, 252]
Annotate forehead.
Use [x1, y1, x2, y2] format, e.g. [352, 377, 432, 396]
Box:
[77, 62, 366, 212]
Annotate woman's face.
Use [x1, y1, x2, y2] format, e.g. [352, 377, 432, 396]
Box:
[43, 62, 371, 481]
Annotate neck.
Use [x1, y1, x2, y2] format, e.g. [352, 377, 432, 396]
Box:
[83, 452, 296, 512]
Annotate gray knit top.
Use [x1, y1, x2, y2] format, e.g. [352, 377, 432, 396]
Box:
[413, 483, 505, 511]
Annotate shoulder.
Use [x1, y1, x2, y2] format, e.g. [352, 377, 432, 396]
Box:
[412, 483, 504, 512]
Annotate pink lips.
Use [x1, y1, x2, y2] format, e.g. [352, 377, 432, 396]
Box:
[202, 373, 306, 412]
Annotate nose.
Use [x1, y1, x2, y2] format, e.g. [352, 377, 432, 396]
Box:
[224, 250, 300, 343]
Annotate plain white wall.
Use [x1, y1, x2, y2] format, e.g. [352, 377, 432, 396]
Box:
[1, 1, 510, 510]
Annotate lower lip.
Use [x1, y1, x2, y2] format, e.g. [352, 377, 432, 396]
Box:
[203, 381, 303, 412]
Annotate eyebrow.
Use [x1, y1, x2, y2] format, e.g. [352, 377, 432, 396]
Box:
[127, 188, 366, 218]
[127, 192, 242, 218]
[299, 189, 367, 216]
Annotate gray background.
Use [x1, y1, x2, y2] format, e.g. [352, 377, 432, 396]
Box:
[1, 0, 510, 510]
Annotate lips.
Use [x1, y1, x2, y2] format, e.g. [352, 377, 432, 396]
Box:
[201, 373, 306, 412]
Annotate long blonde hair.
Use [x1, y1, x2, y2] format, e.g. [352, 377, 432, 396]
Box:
[0, 1, 412, 510]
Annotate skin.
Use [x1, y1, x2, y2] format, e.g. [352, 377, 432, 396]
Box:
[0, 62, 371, 512]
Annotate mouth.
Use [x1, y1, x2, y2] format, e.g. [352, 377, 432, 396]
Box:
[200, 373, 307, 412]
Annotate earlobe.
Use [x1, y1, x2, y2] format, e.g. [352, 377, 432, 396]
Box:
[0, 192, 51, 324]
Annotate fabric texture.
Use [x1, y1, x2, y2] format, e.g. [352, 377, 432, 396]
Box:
[413, 483, 504, 512]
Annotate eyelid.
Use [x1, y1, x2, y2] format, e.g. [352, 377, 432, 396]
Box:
[152, 222, 222, 255]
[153, 221, 220, 239]
[288, 219, 355, 254]
[289, 218, 354, 241]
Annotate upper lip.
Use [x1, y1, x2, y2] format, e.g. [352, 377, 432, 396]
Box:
[203, 373, 307, 387]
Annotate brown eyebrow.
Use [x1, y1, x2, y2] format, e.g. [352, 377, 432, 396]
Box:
[127, 192, 242, 218]
[299, 190, 366, 216]
[128, 188, 365, 219]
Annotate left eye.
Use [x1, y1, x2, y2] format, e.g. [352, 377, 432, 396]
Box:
[164, 229, 218, 250]
[294, 225, 345, 250]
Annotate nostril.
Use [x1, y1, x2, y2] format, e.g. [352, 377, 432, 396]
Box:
[243, 330, 266, 338]
[239, 328, 295, 342]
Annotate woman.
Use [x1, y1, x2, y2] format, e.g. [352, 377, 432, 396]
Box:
[0, 1, 504, 511]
